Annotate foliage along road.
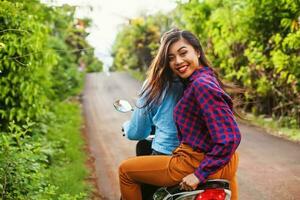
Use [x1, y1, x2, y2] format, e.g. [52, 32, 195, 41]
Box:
[83, 72, 300, 200]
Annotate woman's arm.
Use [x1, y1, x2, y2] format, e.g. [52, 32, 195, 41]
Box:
[192, 76, 241, 183]
[122, 95, 154, 140]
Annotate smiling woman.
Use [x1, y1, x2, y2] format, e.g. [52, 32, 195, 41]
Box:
[167, 39, 201, 79]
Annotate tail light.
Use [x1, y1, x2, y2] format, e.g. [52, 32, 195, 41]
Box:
[195, 189, 226, 200]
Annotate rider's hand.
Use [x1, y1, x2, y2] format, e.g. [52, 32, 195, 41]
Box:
[180, 173, 200, 191]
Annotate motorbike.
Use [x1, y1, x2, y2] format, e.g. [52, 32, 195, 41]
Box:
[114, 99, 232, 200]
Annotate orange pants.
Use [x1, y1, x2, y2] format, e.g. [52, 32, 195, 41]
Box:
[119, 143, 239, 200]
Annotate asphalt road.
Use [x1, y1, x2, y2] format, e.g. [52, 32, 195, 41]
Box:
[82, 72, 300, 200]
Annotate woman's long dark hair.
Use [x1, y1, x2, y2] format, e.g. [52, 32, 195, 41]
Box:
[140, 28, 244, 117]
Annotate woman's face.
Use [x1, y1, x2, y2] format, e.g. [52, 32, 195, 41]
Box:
[168, 38, 200, 79]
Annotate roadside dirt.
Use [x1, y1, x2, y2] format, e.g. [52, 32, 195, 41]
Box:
[82, 117, 105, 200]
[83, 72, 300, 200]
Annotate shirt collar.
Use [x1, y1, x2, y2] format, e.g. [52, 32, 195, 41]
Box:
[188, 66, 214, 82]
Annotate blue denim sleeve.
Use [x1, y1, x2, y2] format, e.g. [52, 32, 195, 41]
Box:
[122, 97, 153, 140]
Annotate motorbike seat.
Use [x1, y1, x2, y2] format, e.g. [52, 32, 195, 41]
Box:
[196, 179, 230, 190]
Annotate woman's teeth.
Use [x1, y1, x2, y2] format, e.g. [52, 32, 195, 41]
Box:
[178, 65, 188, 73]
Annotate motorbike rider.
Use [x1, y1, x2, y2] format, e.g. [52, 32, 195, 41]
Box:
[122, 76, 183, 199]
[122, 77, 183, 156]
[122, 29, 184, 156]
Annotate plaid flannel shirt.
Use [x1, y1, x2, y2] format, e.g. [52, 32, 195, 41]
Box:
[174, 66, 241, 182]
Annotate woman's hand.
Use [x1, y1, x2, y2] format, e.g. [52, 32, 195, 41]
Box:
[179, 173, 200, 191]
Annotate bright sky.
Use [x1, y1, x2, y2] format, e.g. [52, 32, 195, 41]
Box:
[42, 0, 178, 70]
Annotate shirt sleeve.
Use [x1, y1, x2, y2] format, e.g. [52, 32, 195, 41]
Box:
[192, 76, 241, 182]
[122, 96, 154, 140]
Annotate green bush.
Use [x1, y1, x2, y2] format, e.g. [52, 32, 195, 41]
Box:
[111, 12, 173, 72]
[0, 116, 89, 200]
[0, 1, 54, 130]
[0, 121, 52, 199]
[85, 58, 104, 72]
[0, 0, 101, 199]
[177, 0, 300, 126]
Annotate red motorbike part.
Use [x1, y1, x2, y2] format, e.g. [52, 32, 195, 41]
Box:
[195, 188, 226, 200]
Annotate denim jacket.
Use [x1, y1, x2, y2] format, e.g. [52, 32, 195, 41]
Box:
[122, 80, 183, 155]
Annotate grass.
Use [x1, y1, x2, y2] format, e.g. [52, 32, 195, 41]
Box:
[245, 113, 300, 142]
[46, 100, 91, 197]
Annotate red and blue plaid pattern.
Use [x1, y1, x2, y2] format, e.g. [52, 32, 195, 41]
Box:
[174, 66, 241, 182]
